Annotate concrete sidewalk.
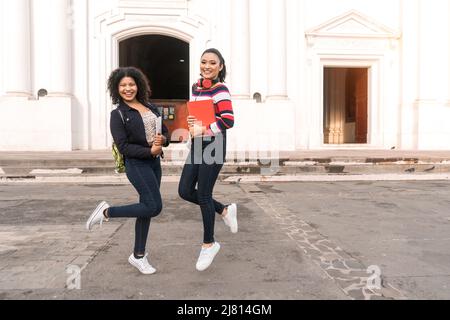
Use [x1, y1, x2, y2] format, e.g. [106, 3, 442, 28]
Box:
[4, 178, 449, 300]
[0, 182, 348, 300]
[2, 180, 425, 301]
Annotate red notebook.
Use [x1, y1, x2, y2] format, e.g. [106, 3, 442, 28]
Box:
[187, 99, 216, 127]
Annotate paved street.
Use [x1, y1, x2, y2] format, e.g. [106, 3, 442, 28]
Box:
[0, 179, 449, 300]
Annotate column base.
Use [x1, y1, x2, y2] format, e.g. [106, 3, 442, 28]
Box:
[3, 92, 33, 98]
[265, 95, 288, 101]
[46, 92, 73, 98]
[231, 95, 251, 100]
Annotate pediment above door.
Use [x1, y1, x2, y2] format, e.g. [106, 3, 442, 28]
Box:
[306, 10, 401, 40]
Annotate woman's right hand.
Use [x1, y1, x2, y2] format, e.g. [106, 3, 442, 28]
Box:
[151, 144, 162, 157]
[153, 134, 165, 147]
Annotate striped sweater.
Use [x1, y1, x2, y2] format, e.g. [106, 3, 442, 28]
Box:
[191, 83, 235, 136]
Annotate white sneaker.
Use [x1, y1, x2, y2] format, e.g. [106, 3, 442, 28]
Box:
[196, 242, 221, 271]
[128, 253, 156, 275]
[222, 203, 238, 233]
[86, 201, 110, 231]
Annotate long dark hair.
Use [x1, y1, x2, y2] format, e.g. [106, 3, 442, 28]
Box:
[202, 48, 227, 83]
[107, 67, 152, 105]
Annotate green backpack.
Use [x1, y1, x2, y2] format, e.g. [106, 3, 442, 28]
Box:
[112, 110, 126, 174]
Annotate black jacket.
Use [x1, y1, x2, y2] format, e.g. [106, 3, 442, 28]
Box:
[110, 101, 170, 160]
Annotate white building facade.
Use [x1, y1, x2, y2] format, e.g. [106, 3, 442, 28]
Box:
[0, 0, 449, 152]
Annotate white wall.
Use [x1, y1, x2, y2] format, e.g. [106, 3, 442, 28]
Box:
[415, 0, 450, 150]
[72, 0, 90, 150]
[0, 0, 449, 151]
[0, 0, 5, 96]
[0, 0, 74, 151]
[0, 96, 73, 151]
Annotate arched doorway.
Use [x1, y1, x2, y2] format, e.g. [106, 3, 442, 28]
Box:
[119, 35, 190, 142]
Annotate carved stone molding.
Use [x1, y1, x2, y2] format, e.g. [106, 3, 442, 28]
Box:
[305, 10, 401, 48]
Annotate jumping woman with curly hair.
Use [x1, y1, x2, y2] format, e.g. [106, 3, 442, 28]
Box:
[86, 67, 170, 275]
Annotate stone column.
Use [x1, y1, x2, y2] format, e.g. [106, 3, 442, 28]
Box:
[230, 0, 250, 99]
[249, 0, 268, 99]
[267, 0, 287, 99]
[417, 0, 449, 101]
[413, 0, 450, 149]
[32, 0, 72, 96]
[4, 0, 32, 97]
[399, 0, 420, 149]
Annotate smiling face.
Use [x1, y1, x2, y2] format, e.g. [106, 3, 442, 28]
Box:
[200, 52, 223, 81]
[118, 77, 138, 103]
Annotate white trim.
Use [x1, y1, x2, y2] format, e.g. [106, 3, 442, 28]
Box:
[303, 10, 400, 150]
[90, 8, 210, 149]
[213, 91, 232, 103]
[210, 122, 221, 135]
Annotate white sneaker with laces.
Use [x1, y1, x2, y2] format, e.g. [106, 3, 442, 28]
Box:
[222, 203, 238, 233]
[86, 201, 110, 231]
[128, 253, 156, 275]
[196, 242, 221, 271]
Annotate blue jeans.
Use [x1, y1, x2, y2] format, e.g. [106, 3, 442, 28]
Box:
[178, 135, 227, 244]
[108, 157, 163, 255]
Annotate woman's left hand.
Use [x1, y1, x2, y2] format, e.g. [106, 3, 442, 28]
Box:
[189, 123, 206, 137]
[187, 116, 197, 128]
[188, 116, 206, 137]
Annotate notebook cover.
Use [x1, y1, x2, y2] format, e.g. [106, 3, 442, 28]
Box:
[155, 116, 162, 135]
[187, 99, 216, 127]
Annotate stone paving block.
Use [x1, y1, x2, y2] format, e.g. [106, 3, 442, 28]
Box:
[303, 248, 322, 259]
[326, 269, 354, 279]
[69, 255, 92, 267]
[343, 260, 366, 270]
[288, 233, 307, 242]
[371, 294, 391, 300]
[346, 289, 368, 300]
[0, 223, 121, 292]
[79, 250, 96, 257]
[380, 284, 407, 300]
[320, 253, 342, 263]
[315, 244, 336, 253]
[3, 265, 37, 274]
[298, 226, 317, 233]
[0, 267, 63, 290]
[317, 239, 340, 250]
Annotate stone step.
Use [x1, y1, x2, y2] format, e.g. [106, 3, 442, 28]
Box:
[1, 162, 449, 178]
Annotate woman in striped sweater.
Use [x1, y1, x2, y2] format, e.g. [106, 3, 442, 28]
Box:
[178, 48, 238, 271]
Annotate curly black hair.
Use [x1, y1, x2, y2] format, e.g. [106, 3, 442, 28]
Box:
[202, 48, 227, 83]
[107, 67, 152, 105]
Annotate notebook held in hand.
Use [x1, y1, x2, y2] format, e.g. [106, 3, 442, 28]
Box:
[187, 99, 216, 127]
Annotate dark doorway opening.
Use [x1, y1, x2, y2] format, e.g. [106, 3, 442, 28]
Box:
[119, 35, 190, 142]
[323, 67, 368, 144]
[119, 35, 189, 99]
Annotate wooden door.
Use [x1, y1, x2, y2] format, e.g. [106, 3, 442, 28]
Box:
[354, 69, 368, 144]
